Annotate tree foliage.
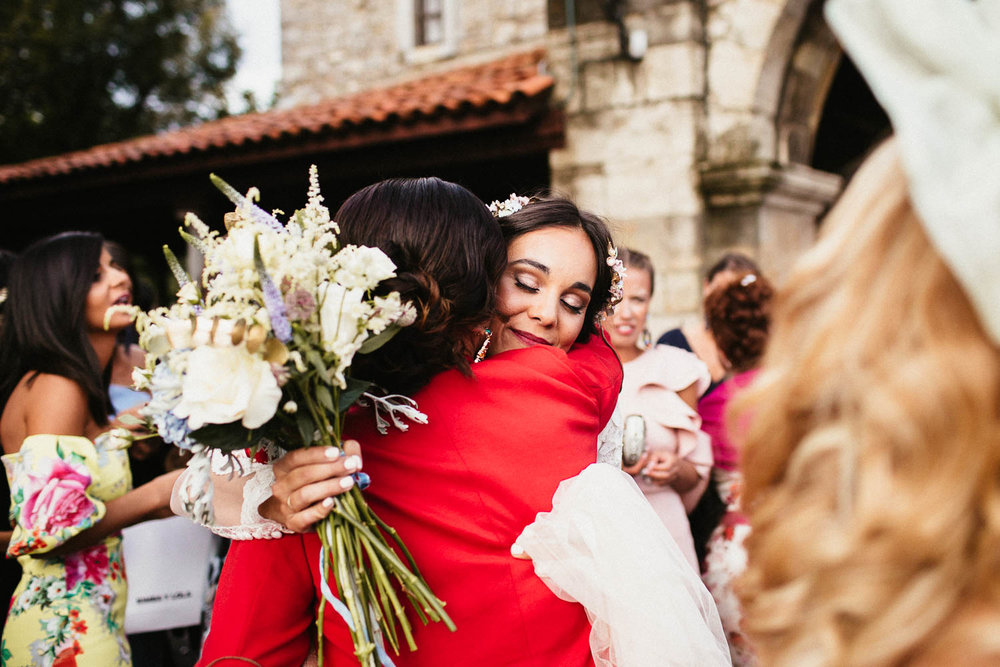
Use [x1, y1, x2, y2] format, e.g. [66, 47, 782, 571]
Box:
[0, 0, 241, 164]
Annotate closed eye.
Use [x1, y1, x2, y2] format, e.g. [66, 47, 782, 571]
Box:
[514, 277, 539, 293]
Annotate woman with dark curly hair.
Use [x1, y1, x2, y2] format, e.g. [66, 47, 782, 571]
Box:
[697, 270, 773, 665]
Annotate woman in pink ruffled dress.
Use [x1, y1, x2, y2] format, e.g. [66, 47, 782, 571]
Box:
[608, 248, 713, 570]
[698, 271, 773, 665]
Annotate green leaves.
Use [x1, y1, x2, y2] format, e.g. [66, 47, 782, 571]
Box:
[188, 423, 255, 453]
[339, 377, 371, 413]
[357, 324, 401, 355]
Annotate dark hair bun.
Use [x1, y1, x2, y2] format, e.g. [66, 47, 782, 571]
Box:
[705, 273, 773, 372]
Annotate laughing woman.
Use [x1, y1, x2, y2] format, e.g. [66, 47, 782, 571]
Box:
[0, 233, 181, 666]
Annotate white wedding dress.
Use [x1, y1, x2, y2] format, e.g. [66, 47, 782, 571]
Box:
[514, 414, 732, 666]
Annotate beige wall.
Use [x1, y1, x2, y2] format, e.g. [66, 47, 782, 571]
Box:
[278, 0, 843, 332]
[279, 0, 549, 106]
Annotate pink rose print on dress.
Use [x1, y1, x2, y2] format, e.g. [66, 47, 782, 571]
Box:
[65, 543, 109, 591]
[22, 459, 95, 535]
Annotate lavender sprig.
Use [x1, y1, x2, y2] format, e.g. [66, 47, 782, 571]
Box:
[253, 236, 292, 343]
[210, 173, 284, 232]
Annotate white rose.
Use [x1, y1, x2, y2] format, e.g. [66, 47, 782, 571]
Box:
[318, 282, 366, 353]
[172, 345, 282, 430]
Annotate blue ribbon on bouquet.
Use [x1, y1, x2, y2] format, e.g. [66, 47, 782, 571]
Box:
[317, 521, 396, 667]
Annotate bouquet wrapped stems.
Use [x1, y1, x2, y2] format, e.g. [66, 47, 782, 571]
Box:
[299, 384, 454, 666]
[132, 167, 452, 665]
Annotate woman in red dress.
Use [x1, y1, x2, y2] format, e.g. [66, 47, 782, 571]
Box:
[196, 189, 622, 666]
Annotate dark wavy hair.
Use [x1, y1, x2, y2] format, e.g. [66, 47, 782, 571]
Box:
[0, 232, 110, 425]
[499, 197, 616, 342]
[704, 271, 773, 373]
[336, 177, 506, 395]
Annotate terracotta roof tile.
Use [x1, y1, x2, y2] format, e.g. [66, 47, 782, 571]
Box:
[0, 49, 552, 185]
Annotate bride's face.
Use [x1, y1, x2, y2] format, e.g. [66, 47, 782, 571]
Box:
[491, 226, 597, 356]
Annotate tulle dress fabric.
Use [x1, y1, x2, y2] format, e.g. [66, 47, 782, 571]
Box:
[2, 434, 132, 666]
[516, 463, 731, 666]
[620, 345, 714, 569]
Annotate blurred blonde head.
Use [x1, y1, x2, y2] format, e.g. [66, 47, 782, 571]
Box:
[737, 140, 1000, 665]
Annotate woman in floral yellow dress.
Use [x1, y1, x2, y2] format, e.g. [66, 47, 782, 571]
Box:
[0, 232, 180, 666]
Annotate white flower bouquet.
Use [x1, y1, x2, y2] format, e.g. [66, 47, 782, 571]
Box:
[126, 167, 453, 665]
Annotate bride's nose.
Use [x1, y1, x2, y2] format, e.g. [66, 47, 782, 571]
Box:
[528, 297, 557, 326]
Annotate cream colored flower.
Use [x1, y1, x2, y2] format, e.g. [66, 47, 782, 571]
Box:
[173, 345, 281, 430]
[333, 245, 397, 291]
[318, 282, 366, 353]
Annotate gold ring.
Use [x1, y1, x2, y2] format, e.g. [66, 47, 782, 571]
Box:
[286, 496, 294, 510]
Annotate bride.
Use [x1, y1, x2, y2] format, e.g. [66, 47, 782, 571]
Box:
[186, 188, 729, 666]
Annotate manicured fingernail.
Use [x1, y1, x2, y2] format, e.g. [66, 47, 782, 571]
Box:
[344, 455, 362, 471]
[322, 496, 334, 508]
[339, 476, 355, 489]
[325, 447, 341, 459]
[510, 543, 525, 557]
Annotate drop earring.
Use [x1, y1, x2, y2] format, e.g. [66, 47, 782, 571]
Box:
[642, 327, 653, 348]
[474, 328, 493, 363]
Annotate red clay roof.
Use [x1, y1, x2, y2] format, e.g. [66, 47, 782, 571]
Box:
[0, 49, 553, 185]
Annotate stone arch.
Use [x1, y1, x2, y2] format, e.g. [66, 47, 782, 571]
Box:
[700, 0, 855, 279]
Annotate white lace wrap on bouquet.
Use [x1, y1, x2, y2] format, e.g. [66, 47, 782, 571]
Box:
[516, 463, 731, 666]
[178, 449, 291, 540]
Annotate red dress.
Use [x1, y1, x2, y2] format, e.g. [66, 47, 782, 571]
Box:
[198, 335, 622, 666]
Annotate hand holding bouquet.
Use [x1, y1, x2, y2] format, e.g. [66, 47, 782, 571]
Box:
[125, 167, 453, 665]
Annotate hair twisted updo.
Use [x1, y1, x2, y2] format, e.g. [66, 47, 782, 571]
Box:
[704, 272, 773, 373]
[335, 177, 506, 395]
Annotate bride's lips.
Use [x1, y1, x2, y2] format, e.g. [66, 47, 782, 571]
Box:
[510, 328, 552, 347]
[113, 292, 132, 306]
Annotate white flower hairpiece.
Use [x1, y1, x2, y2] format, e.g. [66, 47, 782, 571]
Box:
[740, 274, 757, 287]
[0, 287, 6, 306]
[602, 244, 627, 319]
[487, 194, 531, 218]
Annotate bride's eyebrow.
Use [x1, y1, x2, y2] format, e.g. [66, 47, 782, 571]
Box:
[508, 258, 549, 274]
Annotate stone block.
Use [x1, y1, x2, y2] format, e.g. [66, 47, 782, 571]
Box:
[707, 40, 764, 109]
[638, 2, 703, 46]
[704, 110, 777, 164]
[643, 43, 705, 101]
[714, 0, 783, 50]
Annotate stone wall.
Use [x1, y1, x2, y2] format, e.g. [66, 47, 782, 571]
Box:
[545, 1, 706, 334]
[279, 0, 549, 107]
[278, 0, 845, 330]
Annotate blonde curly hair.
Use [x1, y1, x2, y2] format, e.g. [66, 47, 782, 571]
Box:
[737, 140, 1000, 666]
